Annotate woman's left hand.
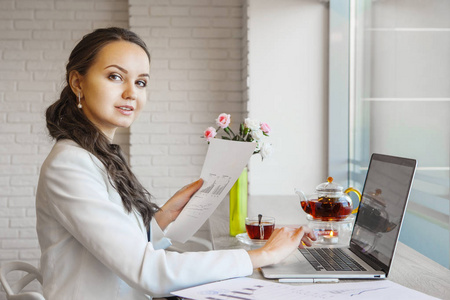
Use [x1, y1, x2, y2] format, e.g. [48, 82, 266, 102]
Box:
[154, 179, 204, 230]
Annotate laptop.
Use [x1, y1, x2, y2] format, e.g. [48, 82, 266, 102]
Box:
[261, 153, 417, 279]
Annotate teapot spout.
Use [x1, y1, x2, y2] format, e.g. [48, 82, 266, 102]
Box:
[294, 188, 307, 201]
[294, 189, 310, 214]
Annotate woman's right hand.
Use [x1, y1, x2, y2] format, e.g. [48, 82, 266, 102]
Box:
[247, 226, 316, 269]
[154, 179, 204, 231]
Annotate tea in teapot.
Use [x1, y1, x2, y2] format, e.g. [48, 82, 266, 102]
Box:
[301, 196, 354, 220]
[296, 177, 361, 221]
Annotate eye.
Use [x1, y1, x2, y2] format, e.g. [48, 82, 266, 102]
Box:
[108, 73, 122, 81]
[136, 80, 147, 88]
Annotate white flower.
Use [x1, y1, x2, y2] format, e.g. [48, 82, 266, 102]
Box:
[244, 118, 260, 131]
[260, 143, 273, 160]
[252, 129, 264, 141]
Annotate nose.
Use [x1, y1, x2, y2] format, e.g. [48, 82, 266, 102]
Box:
[122, 82, 137, 100]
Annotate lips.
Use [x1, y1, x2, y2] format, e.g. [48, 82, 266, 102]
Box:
[116, 105, 134, 111]
[116, 105, 135, 115]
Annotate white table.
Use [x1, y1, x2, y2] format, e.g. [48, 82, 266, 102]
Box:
[209, 195, 450, 300]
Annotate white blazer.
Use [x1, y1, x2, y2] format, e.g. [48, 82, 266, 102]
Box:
[36, 140, 252, 300]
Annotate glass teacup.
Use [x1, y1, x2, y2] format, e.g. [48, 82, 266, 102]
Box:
[245, 216, 275, 240]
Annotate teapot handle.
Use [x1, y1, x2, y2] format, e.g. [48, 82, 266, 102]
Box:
[344, 187, 362, 214]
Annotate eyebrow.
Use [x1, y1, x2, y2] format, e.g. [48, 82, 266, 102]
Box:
[105, 64, 150, 78]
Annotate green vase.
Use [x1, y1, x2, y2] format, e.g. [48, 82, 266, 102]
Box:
[229, 167, 248, 236]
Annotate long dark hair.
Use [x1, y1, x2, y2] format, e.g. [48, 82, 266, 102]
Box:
[46, 27, 159, 227]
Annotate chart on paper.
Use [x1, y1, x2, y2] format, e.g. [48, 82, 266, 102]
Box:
[199, 283, 265, 300]
[183, 174, 232, 219]
[172, 278, 303, 300]
[199, 173, 232, 196]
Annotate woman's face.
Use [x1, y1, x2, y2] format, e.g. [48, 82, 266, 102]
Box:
[78, 40, 150, 140]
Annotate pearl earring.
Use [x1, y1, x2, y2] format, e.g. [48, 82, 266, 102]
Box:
[77, 92, 82, 109]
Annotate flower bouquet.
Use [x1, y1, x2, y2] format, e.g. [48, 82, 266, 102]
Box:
[203, 113, 273, 160]
[202, 113, 273, 236]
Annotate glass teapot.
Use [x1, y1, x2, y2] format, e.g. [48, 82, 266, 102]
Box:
[295, 177, 361, 221]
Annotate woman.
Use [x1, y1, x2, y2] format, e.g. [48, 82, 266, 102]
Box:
[36, 27, 316, 300]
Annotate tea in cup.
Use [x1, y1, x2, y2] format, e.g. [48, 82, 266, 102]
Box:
[245, 216, 275, 240]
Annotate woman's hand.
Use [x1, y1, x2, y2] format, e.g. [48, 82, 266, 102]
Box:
[154, 179, 204, 231]
[247, 226, 316, 269]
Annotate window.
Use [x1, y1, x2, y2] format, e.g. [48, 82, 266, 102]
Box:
[329, 0, 450, 268]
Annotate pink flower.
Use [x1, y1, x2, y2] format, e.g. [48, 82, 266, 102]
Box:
[204, 127, 217, 141]
[260, 122, 271, 134]
[215, 113, 231, 129]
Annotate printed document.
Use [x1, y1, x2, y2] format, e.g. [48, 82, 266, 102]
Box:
[171, 277, 438, 300]
[165, 139, 256, 243]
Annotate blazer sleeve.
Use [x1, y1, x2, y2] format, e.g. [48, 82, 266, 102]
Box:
[40, 145, 253, 297]
[149, 218, 172, 250]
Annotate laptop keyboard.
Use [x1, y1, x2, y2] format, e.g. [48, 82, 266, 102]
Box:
[299, 248, 366, 272]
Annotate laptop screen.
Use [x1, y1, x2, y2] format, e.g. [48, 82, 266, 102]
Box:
[350, 154, 417, 274]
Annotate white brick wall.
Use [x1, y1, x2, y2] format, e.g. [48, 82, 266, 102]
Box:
[129, 0, 246, 206]
[1, 0, 248, 297]
[0, 0, 130, 298]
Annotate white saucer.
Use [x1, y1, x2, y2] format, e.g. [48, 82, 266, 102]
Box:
[236, 233, 267, 246]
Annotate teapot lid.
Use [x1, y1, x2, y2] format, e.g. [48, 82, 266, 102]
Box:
[316, 177, 343, 193]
